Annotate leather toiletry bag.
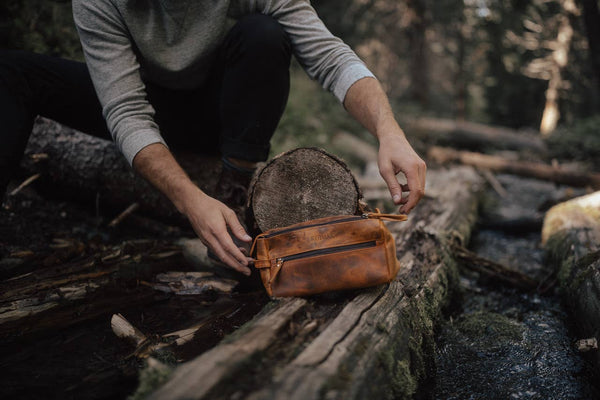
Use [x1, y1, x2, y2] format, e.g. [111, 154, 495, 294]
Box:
[250, 211, 407, 297]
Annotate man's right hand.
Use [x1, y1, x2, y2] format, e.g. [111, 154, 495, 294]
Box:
[132, 143, 252, 275]
[180, 187, 253, 275]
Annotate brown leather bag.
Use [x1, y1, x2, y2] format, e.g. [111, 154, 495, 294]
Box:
[250, 211, 407, 297]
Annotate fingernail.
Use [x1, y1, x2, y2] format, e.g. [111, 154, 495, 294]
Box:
[393, 194, 401, 203]
[244, 234, 252, 241]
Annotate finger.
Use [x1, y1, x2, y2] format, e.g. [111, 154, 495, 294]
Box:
[214, 227, 249, 266]
[224, 209, 252, 243]
[379, 165, 403, 205]
[207, 236, 251, 275]
[399, 168, 425, 214]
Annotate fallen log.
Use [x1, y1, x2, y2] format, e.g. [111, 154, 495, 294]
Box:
[0, 240, 188, 341]
[408, 117, 547, 153]
[24, 121, 365, 232]
[22, 118, 221, 221]
[452, 243, 539, 291]
[142, 166, 484, 400]
[542, 191, 600, 374]
[428, 146, 600, 189]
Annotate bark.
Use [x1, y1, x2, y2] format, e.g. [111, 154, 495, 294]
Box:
[428, 146, 600, 189]
[0, 240, 188, 341]
[408, 118, 547, 153]
[22, 118, 222, 221]
[248, 147, 363, 232]
[542, 191, 600, 374]
[145, 166, 485, 400]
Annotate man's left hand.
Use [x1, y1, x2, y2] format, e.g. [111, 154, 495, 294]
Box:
[377, 132, 426, 214]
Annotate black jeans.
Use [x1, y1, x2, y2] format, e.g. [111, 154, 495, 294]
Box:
[0, 13, 291, 193]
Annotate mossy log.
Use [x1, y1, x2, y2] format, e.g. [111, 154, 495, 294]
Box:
[0, 240, 188, 341]
[22, 118, 221, 220]
[144, 166, 484, 400]
[542, 191, 600, 372]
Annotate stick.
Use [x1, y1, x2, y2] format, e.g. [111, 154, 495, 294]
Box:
[108, 202, 140, 227]
[479, 168, 508, 198]
[9, 173, 41, 196]
[452, 243, 539, 291]
[428, 146, 600, 189]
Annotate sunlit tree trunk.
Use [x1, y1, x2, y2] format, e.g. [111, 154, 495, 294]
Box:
[540, 0, 577, 136]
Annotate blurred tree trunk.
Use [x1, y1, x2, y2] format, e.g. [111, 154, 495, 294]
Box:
[455, 8, 467, 120]
[406, 0, 429, 108]
[578, 0, 600, 103]
[540, 0, 577, 136]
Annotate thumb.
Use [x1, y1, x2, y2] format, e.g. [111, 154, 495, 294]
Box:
[380, 166, 402, 205]
[224, 209, 252, 243]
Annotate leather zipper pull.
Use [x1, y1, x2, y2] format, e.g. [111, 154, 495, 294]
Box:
[363, 212, 408, 222]
[269, 258, 284, 284]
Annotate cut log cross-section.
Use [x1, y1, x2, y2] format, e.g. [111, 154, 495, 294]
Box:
[248, 147, 364, 232]
[144, 166, 484, 400]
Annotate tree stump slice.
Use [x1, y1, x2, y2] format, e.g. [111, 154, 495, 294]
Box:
[249, 147, 362, 232]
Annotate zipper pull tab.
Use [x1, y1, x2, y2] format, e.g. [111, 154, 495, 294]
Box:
[269, 258, 284, 284]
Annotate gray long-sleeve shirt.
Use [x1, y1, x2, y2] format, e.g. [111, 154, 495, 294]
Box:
[72, 0, 375, 165]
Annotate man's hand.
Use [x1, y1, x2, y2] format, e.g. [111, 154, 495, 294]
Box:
[344, 77, 426, 213]
[179, 188, 253, 275]
[132, 143, 252, 274]
[378, 132, 426, 214]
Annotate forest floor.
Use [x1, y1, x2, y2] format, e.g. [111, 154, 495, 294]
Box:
[1, 142, 599, 399]
[0, 185, 269, 400]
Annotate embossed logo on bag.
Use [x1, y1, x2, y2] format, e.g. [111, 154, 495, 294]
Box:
[310, 233, 337, 242]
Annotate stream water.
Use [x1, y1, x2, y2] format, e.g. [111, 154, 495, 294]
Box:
[433, 175, 598, 400]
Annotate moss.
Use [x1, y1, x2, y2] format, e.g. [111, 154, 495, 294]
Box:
[128, 359, 173, 400]
[378, 346, 418, 400]
[565, 250, 600, 292]
[456, 311, 523, 344]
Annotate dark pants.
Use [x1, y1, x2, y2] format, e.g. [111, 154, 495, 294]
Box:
[0, 14, 291, 194]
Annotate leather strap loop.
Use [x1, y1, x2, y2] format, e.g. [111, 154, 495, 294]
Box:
[363, 212, 408, 222]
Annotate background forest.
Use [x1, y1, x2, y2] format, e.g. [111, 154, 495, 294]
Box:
[1, 0, 599, 167]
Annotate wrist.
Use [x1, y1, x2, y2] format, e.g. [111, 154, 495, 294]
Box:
[171, 179, 207, 215]
[376, 121, 407, 143]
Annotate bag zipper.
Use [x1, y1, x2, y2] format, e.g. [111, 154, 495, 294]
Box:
[263, 215, 367, 239]
[275, 240, 377, 269]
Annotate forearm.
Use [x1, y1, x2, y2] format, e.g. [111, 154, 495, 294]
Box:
[131, 143, 204, 215]
[343, 77, 407, 142]
[343, 76, 426, 213]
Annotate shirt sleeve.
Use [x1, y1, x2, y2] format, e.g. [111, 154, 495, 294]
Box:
[230, 0, 376, 103]
[72, 0, 167, 166]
